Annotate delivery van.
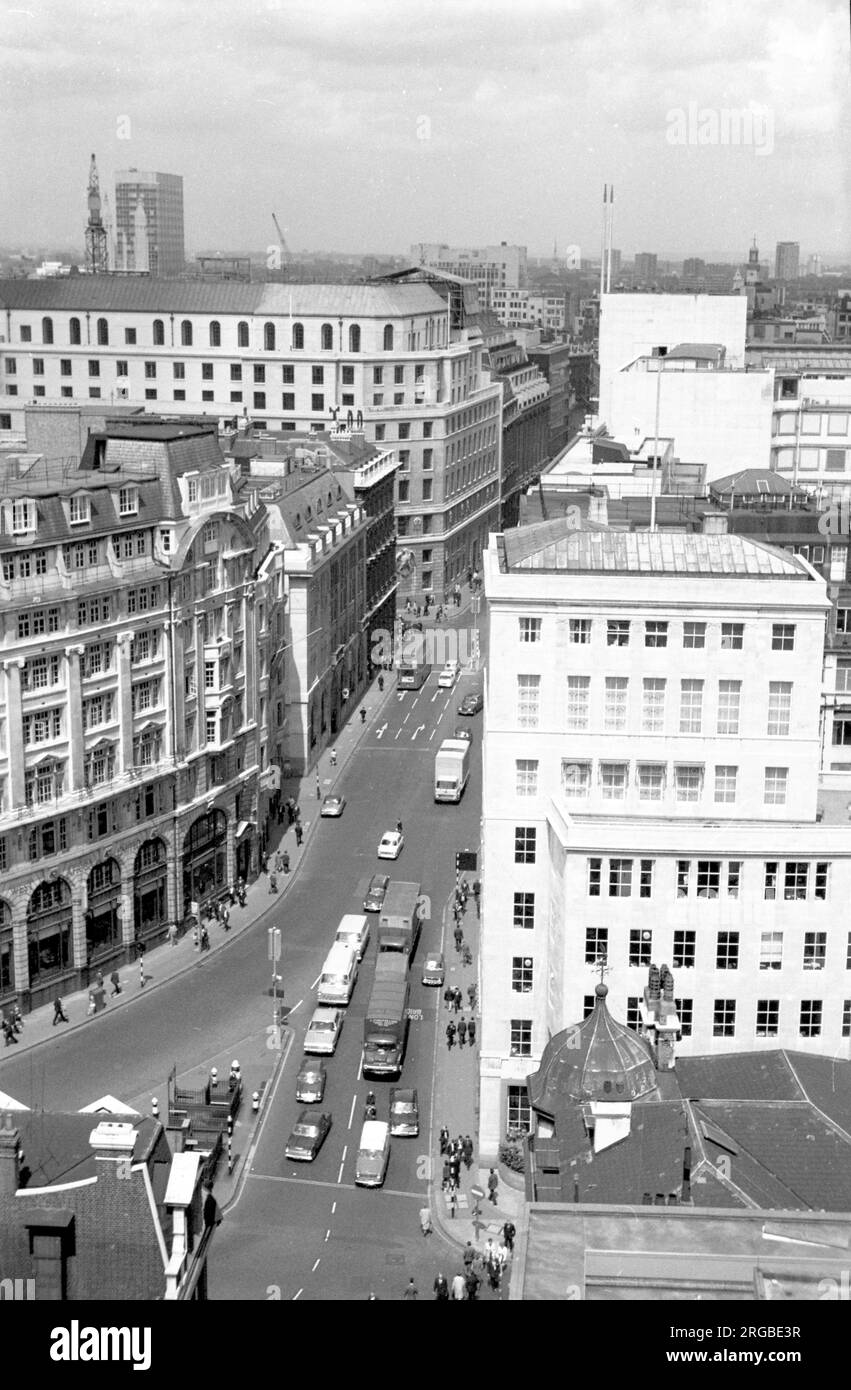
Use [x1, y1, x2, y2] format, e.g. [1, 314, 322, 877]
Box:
[355, 1119, 391, 1187]
[316, 941, 359, 1007]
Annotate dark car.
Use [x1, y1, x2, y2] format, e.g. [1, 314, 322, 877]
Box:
[389, 1087, 419, 1137]
[363, 872, 390, 913]
[285, 1110, 332, 1162]
[453, 727, 472, 744]
[458, 692, 483, 716]
[295, 1058, 327, 1104]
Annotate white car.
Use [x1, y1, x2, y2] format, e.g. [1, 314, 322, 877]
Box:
[438, 661, 461, 688]
[335, 913, 370, 962]
[377, 830, 404, 860]
[304, 1006, 344, 1055]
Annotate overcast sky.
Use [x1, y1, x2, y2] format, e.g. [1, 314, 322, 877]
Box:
[2, 0, 849, 262]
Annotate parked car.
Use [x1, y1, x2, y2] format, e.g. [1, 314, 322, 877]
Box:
[389, 1087, 419, 1138]
[304, 1006, 344, 1055]
[453, 727, 472, 744]
[438, 661, 461, 688]
[321, 794, 346, 818]
[295, 1058, 327, 1103]
[421, 950, 445, 987]
[377, 830, 404, 860]
[458, 692, 483, 716]
[363, 872, 390, 913]
[285, 1110, 332, 1162]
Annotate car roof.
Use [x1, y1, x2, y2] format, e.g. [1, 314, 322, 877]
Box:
[426, 950, 444, 962]
[310, 1007, 339, 1021]
[391, 1088, 417, 1104]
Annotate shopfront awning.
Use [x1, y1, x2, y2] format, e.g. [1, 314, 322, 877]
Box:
[235, 820, 256, 840]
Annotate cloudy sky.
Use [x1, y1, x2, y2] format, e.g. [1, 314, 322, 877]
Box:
[2, 0, 849, 262]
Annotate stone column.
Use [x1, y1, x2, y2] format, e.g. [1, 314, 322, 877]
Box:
[65, 644, 85, 793]
[243, 582, 257, 732]
[162, 618, 176, 761]
[70, 868, 87, 972]
[3, 660, 25, 808]
[116, 632, 135, 775]
[194, 613, 206, 755]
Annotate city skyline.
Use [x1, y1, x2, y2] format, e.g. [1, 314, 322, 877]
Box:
[1, 0, 848, 261]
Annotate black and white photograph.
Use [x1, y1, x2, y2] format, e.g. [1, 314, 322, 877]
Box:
[0, 0, 850, 1345]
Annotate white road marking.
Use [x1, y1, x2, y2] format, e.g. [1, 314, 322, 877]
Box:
[337, 1145, 348, 1184]
[289, 998, 303, 1014]
[331, 1201, 337, 1214]
[312, 1258, 321, 1272]
[293, 1288, 303, 1300]
[431, 689, 440, 703]
[376, 723, 387, 739]
[310, 974, 320, 990]
[357, 1055, 363, 1081]
[402, 710, 411, 725]
[325, 1229, 331, 1242]
[348, 1092, 357, 1129]
[411, 723, 424, 740]
[395, 728, 402, 740]
[429, 726, 437, 741]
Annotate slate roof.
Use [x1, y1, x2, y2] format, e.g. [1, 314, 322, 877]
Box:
[710, 468, 800, 496]
[675, 1050, 802, 1102]
[693, 1101, 851, 1211]
[502, 522, 811, 578]
[13, 1112, 160, 1187]
[0, 277, 446, 318]
[528, 985, 657, 1111]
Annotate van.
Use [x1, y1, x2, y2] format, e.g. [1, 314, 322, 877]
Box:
[316, 941, 359, 1007]
[355, 1119, 391, 1187]
[334, 913, 370, 962]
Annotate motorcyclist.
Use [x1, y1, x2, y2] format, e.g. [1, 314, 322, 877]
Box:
[364, 1090, 377, 1120]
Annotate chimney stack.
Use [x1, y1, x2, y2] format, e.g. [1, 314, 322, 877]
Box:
[701, 509, 729, 536]
[0, 1115, 21, 1193]
[89, 1120, 137, 1172]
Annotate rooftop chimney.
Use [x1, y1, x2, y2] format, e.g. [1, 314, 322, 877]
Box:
[89, 1120, 137, 1170]
[701, 509, 729, 535]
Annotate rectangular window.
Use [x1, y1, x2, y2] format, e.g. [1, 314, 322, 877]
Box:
[767, 681, 792, 737]
[511, 957, 533, 993]
[772, 623, 795, 651]
[716, 931, 739, 970]
[514, 827, 536, 864]
[566, 675, 590, 730]
[569, 618, 591, 644]
[637, 763, 665, 801]
[677, 860, 690, 897]
[673, 931, 695, 969]
[764, 766, 788, 806]
[799, 1000, 822, 1038]
[717, 680, 741, 735]
[641, 678, 666, 732]
[588, 858, 602, 897]
[626, 997, 641, 1030]
[253, 365, 265, 383]
[843, 1001, 851, 1038]
[674, 764, 703, 802]
[507, 1085, 531, 1134]
[341, 366, 354, 385]
[713, 999, 736, 1037]
[784, 862, 808, 900]
[727, 861, 741, 898]
[714, 765, 737, 804]
[600, 762, 628, 800]
[518, 617, 542, 643]
[254, 392, 266, 410]
[803, 932, 827, 970]
[756, 1000, 779, 1037]
[515, 759, 538, 796]
[644, 620, 668, 648]
[311, 393, 324, 412]
[679, 679, 703, 734]
[720, 622, 744, 650]
[510, 1020, 532, 1056]
[585, 926, 608, 965]
[815, 862, 829, 900]
[513, 892, 534, 929]
[629, 929, 652, 967]
[604, 677, 628, 731]
[281, 392, 295, 410]
[675, 998, 693, 1036]
[516, 675, 540, 729]
[561, 760, 590, 799]
[697, 861, 721, 897]
[606, 619, 630, 647]
[60, 359, 72, 376]
[312, 366, 324, 385]
[760, 932, 783, 970]
[608, 859, 632, 897]
[281, 365, 294, 384]
[764, 861, 778, 900]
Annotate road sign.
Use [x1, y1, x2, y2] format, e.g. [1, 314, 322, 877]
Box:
[470, 1185, 485, 1201]
[268, 927, 282, 962]
[456, 850, 477, 872]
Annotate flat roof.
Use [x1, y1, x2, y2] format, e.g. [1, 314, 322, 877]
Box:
[501, 523, 812, 578]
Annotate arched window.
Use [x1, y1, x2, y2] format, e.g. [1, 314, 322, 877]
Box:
[182, 810, 228, 909]
[321, 323, 333, 351]
[27, 878, 72, 984]
[70, 317, 81, 345]
[264, 322, 276, 351]
[209, 320, 221, 348]
[349, 324, 361, 353]
[292, 322, 304, 350]
[0, 899, 13, 993]
[383, 323, 394, 351]
[42, 316, 54, 345]
[97, 317, 109, 346]
[85, 858, 122, 960]
[134, 837, 167, 940]
[238, 321, 249, 348]
[153, 319, 165, 346]
[181, 320, 193, 346]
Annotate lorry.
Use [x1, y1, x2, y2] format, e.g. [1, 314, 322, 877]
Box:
[377, 881, 422, 957]
[362, 953, 410, 1078]
[434, 738, 471, 803]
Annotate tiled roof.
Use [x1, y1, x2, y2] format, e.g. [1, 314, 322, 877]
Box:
[503, 523, 811, 577]
[562, 1104, 689, 1205]
[693, 1101, 851, 1211]
[675, 1051, 802, 1102]
[12, 1111, 160, 1187]
[710, 468, 799, 496]
[0, 277, 446, 318]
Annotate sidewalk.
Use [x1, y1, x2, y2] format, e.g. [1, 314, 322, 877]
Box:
[427, 882, 524, 1295]
[0, 669, 399, 1064]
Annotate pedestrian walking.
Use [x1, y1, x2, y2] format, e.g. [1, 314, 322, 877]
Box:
[467, 982, 477, 1009]
[403, 1277, 418, 1300]
[463, 1135, 474, 1169]
[453, 987, 463, 1013]
[315, 775, 321, 800]
[446, 1020, 456, 1050]
[462, 1241, 476, 1271]
[487, 1167, 499, 1205]
[443, 986, 452, 1012]
[293, 803, 301, 824]
[87, 989, 97, 1017]
[378, 674, 384, 693]
[454, 925, 463, 952]
[221, 903, 230, 931]
[396, 820, 403, 835]
[360, 708, 366, 724]
[449, 1188, 458, 1221]
[467, 1017, 476, 1046]
[168, 921, 178, 946]
[269, 872, 278, 894]
[330, 748, 337, 767]
[282, 850, 290, 873]
[295, 823, 303, 847]
[433, 1273, 449, 1301]
[110, 970, 121, 996]
[200, 924, 210, 952]
[442, 1159, 451, 1189]
[502, 1220, 516, 1253]
[10, 1003, 23, 1034]
[439, 1124, 450, 1155]
[260, 851, 268, 874]
[458, 1016, 467, 1048]
[3, 1017, 18, 1046]
[53, 996, 69, 1025]
[451, 1272, 465, 1300]
[465, 1268, 480, 1301]
[451, 1156, 461, 1187]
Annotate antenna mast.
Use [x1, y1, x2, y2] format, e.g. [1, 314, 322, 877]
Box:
[85, 154, 109, 274]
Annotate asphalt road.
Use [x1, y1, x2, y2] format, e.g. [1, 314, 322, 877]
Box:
[0, 608, 490, 1300]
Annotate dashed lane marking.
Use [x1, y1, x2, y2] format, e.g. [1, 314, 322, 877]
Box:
[347, 1092, 357, 1130]
[310, 974, 320, 989]
[312, 1258, 321, 1272]
[293, 1289, 303, 1300]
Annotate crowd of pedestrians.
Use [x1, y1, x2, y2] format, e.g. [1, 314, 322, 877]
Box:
[425, 1222, 515, 1299]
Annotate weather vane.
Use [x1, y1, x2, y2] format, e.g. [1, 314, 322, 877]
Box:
[593, 957, 610, 985]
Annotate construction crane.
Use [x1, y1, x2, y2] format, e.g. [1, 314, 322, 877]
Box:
[85, 154, 109, 275]
[272, 214, 289, 277]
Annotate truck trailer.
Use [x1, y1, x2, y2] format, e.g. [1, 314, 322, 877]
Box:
[434, 738, 471, 803]
[377, 881, 422, 957]
[362, 953, 410, 1077]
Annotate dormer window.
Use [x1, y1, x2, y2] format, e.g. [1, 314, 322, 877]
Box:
[187, 477, 198, 503]
[12, 499, 35, 535]
[69, 495, 90, 525]
[119, 486, 138, 517]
